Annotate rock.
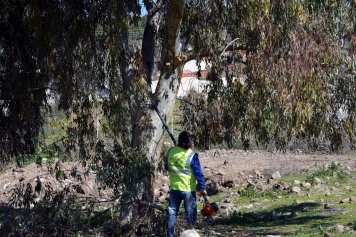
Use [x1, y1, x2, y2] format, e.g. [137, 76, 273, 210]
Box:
[231, 206, 240, 212]
[294, 180, 300, 185]
[254, 170, 263, 179]
[180, 229, 200, 237]
[14, 169, 25, 173]
[61, 179, 72, 185]
[256, 183, 267, 191]
[314, 177, 322, 184]
[3, 182, 11, 189]
[330, 186, 337, 191]
[216, 171, 226, 176]
[158, 195, 167, 203]
[272, 181, 291, 191]
[220, 203, 234, 209]
[292, 187, 301, 193]
[297, 149, 304, 154]
[324, 203, 331, 209]
[301, 181, 311, 189]
[313, 183, 321, 189]
[154, 188, 160, 196]
[159, 175, 170, 184]
[340, 198, 349, 204]
[159, 185, 169, 194]
[335, 224, 344, 233]
[247, 179, 255, 186]
[223, 197, 233, 203]
[253, 202, 262, 207]
[342, 185, 351, 191]
[271, 171, 281, 179]
[349, 196, 356, 202]
[217, 185, 227, 193]
[243, 204, 253, 209]
[323, 233, 332, 237]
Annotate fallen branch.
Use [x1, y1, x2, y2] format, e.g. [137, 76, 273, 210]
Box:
[140, 201, 165, 212]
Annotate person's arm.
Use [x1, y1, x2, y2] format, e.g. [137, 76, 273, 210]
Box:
[190, 153, 206, 191]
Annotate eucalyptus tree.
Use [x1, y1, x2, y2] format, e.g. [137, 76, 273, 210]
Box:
[181, 0, 356, 152]
[1, 0, 356, 234]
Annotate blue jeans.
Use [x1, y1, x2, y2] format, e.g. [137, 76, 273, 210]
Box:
[167, 190, 197, 237]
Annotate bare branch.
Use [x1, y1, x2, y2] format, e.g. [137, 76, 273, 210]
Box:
[139, 200, 165, 212]
[185, 42, 248, 62]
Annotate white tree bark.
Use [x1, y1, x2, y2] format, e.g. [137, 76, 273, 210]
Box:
[119, 0, 187, 227]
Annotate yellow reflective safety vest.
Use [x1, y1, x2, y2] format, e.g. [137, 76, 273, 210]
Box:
[167, 146, 197, 191]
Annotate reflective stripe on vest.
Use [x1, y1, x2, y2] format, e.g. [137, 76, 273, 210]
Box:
[166, 147, 195, 175]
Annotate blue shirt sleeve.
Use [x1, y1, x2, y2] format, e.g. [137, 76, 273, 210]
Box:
[190, 153, 206, 191]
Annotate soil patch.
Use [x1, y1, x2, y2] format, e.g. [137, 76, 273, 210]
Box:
[0, 149, 355, 205]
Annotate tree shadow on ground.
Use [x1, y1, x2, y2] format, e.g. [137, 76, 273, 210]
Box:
[209, 201, 336, 236]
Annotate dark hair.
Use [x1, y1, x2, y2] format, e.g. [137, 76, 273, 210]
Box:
[178, 131, 193, 149]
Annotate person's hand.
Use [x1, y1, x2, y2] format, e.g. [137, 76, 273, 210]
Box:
[199, 190, 208, 197]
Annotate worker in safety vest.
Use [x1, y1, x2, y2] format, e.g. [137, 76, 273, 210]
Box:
[166, 131, 207, 237]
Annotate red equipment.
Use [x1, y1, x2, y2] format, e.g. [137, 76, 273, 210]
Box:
[201, 196, 219, 217]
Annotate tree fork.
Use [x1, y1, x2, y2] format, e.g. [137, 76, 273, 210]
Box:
[119, 0, 187, 229]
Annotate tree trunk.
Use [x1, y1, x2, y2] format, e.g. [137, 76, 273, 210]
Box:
[119, 0, 187, 230]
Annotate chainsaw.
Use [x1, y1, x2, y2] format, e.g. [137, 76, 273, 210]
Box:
[201, 196, 219, 218]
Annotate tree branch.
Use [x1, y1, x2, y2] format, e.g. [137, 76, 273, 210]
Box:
[185, 42, 248, 62]
[142, 2, 164, 87]
[139, 200, 165, 212]
[160, 0, 186, 67]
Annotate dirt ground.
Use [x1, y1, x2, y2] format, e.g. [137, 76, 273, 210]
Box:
[199, 148, 356, 184]
[0, 148, 356, 205]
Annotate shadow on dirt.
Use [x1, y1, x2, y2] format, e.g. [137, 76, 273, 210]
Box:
[209, 201, 333, 236]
